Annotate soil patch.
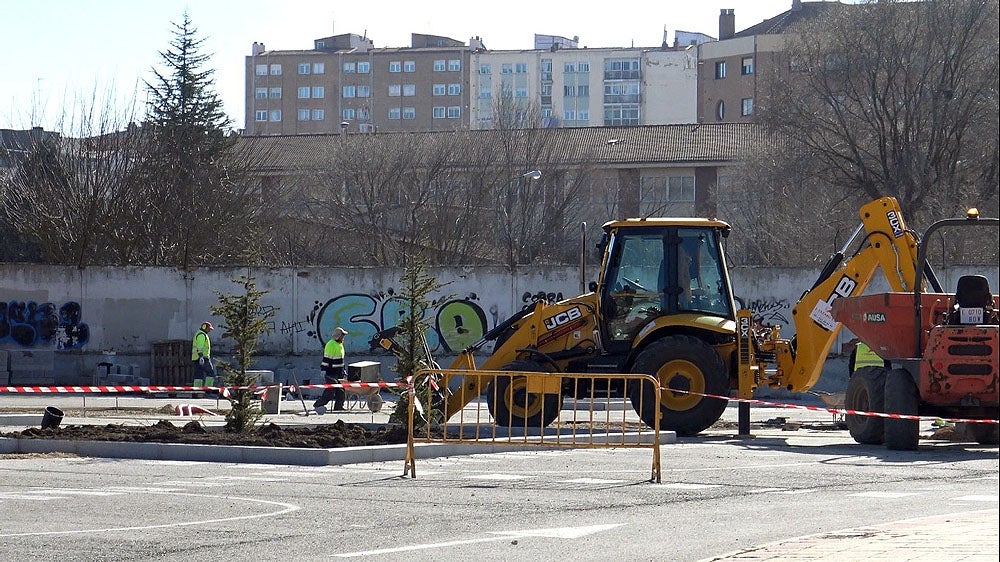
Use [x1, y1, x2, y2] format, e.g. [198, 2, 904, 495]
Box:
[1, 419, 409, 449]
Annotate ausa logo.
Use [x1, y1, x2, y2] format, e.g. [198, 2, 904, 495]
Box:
[864, 312, 887, 322]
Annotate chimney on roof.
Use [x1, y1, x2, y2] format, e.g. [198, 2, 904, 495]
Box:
[719, 9, 735, 40]
[792, 0, 802, 10]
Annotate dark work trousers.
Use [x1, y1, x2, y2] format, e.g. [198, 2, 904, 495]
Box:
[313, 369, 346, 410]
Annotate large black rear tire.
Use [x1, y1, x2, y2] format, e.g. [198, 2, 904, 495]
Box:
[487, 359, 561, 428]
[967, 422, 1000, 445]
[884, 368, 920, 451]
[845, 366, 887, 444]
[628, 335, 729, 436]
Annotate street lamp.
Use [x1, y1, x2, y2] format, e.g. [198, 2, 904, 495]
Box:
[523, 169, 542, 180]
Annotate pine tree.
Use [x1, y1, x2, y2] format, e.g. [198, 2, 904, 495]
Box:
[143, 12, 253, 268]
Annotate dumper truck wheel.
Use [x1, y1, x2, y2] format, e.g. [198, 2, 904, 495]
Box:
[967, 422, 999, 445]
[487, 359, 561, 428]
[629, 335, 728, 436]
[845, 366, 886, 444]
[883, 368, 919, 451]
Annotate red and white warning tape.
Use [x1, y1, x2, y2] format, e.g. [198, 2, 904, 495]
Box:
[0, 381, 404, 395]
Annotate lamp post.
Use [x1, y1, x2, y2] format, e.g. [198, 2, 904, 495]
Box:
[502, 170, 542, 269]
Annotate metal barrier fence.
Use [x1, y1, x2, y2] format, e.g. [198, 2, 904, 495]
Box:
[403, 369, 662, 482]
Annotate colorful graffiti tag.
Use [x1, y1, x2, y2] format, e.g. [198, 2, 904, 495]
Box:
[304, 291, 489, 354]
[0, 300, 90, 349]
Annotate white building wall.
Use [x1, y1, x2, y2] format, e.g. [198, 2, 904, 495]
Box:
[642, 48, 698, 124]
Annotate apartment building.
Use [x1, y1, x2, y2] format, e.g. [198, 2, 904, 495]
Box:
[245, 30, 702, 134]
[470, 44, 698, 129]
[697, 1, 845, 123]
[245, 33, 482, 135]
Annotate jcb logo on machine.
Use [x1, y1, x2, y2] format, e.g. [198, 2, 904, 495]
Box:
[543, 306, 583, 331]
[828, 275, 858, 303]
[887, 210, 905, 238]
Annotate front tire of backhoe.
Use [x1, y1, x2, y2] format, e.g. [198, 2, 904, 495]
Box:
[629, 335, 728, 436]
[845, 366, 886, 445]
[883, 368, 920, 451]
[487, 359, 561, 428]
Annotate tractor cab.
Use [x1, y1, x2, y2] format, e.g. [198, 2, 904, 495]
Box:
[597, 218, 737, 356]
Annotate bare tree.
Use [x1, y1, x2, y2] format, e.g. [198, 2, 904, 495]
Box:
[756, 0, 998, 223]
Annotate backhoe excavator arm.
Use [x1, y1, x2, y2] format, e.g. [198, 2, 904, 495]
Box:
[741, 197, 923, 395]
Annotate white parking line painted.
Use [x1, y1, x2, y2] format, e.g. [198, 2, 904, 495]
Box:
[849, 491, 920, 499]
[953, 495, 999, 502]
[660, 483, 721, 490]
[565, 478, 626, 484]
[466, 473, 529, 481]
[0, 492, 300, 538]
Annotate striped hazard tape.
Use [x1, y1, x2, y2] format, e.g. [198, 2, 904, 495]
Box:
[667, 388, 999, 426]
[0, 381, 405, 395]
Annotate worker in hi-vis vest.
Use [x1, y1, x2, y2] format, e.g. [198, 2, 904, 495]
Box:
[192, 321, 216, 381]
[849, 340, 889, 374]
[312, 326, 348, 414]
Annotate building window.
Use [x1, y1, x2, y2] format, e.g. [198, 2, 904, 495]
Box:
[312, 109, 325, 120]
[578, 61, 590, 72]
[448, 59, 461, 71]
[578, 85, 589, 97]
[741, 97, 754, 116]
[447, 84, 461, 95]
[741, 57, 754, 75]
[269, 109, 281, 121]
[402, 107, 415, 119]
[515, 87, 527, 98]
[402, 84, 416, 96]
[255, 64, 268, 76]
[714, 61, 726, 79]
[564, 62, 575, 73]
[312, 86, 324, 98]
[343, 62, 356, 73]
[404, 61, 415, 72]
[389, 61, 401, 73]
[515, 62, 527, 73]
[564, 109, 576, 120]
[255, 110, 267, 122]
[358, 61, 370, 73]
[342, 85, 356, 98]
[298, 63, 311, 74]
[357, 85, 370, 98]
[434, 60, 446, 71]
[388, 85, 401, 96]
[668, 176, 695, 202]
[433, 84, 446, 96]
[297, 87, 310, 99]
[269, 64, 282, 75]
[297, 108, 311, 121]
[343, 108, 355, 120]
[389, 108, 401, 120]
[358, 108, 370, 120]
[578, 110, 589, 120]
[716, 100, 725, 120]
[268, 87, 281, 99]
[255, 87, 267, 99]
[447, 106, 461, 118]
[313, 62, 325, 74]
[433, 106, 446, 118]
[564, 85, 576, 97]
[479, 63, 491, 74]
[541, 59, 552, 81]
[501, 63, 513, 74]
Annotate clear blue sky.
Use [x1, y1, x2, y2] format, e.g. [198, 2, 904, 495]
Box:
[1, 0, 806, 133]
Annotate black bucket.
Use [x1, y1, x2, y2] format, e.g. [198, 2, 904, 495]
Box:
[41, 406, 64, 430]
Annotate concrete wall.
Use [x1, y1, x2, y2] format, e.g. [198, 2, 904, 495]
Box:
[2, 263, 995, 385]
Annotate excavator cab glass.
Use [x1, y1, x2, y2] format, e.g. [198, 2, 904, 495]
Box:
[601, 225, 733, 348]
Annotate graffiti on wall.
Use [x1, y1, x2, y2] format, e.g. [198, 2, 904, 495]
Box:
[304, 287, 569, 354]
[0, 300, 90, 349]
[747, 298, 792, 327]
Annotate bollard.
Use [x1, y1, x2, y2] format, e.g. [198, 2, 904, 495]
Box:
[41, 406, 65, 429]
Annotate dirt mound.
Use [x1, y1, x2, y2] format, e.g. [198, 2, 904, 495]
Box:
[2, 419, 408, 449]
